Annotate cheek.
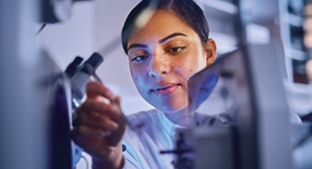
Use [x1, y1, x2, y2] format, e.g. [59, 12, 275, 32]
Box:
[189, 69, 193, 74]
[130, 69, 139, 82]
[175, 50, 207, 77]
[174, 59, 203, 79]
[130, 68, 146, 89]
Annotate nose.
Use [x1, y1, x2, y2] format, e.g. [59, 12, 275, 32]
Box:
[148, 53, 170, 78]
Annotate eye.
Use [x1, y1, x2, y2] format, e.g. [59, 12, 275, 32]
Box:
[131, 54, 149, 63]
[168, 46, 186, 54]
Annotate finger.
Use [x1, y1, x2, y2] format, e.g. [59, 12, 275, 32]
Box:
[77, 99, 121, 118]
[72, 125, 111, 143]
[85, 81, 116, 101]
[111, 97, 128, 125]
[114, 96, 121, 105]
[77, 111, 119, 131]
[72, 125, 111, 157]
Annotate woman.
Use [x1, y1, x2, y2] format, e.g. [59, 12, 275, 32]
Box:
[72, 0, 217, 168]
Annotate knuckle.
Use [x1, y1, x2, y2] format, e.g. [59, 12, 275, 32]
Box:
[76, 125, 89, 135]
[109, 104, 120, 115]
[96, 115, 110, 128]
[86, 81, 97, 89]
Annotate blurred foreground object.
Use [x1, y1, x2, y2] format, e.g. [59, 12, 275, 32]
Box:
[41, 0, 94, 23]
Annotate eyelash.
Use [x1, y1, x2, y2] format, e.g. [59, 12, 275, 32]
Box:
[168, 46, 186, 54]
[131, 46, 186, 63]
[131, 54, 149, 62]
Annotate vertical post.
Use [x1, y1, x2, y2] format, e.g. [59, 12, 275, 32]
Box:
[0, 0, 47, 169]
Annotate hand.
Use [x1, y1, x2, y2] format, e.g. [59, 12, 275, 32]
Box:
[72, 81, 126, 169]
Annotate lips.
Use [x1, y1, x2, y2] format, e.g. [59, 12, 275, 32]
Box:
[151, 83, 181, 95]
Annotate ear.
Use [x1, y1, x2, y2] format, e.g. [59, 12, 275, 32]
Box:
[204, 38, 217, 66]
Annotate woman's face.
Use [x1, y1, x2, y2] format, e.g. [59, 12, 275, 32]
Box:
[127, 10, 216, 113]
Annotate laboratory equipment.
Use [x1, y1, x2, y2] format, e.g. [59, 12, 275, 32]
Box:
[66, 53, 103, 109]
[162, 42, 293, 169]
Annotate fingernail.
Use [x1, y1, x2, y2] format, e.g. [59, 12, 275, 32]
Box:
[108, 122, 118, 131]
[101, 131, 111, 137]
[106, 91, 114, 100]
[110, 104, 120, 113]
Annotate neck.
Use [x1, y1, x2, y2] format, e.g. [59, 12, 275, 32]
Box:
[163, 108, 191, 127]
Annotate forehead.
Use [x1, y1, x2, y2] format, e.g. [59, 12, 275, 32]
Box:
[128, 10, 197, 45]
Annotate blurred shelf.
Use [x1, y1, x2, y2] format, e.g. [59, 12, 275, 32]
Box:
[195, 0, 238, 55]
[288, 81, 312, 93]
[280, 0, 309, 87]
[285, 82, 312, 115]
[198, 0, 237, 15]
[197, 0, 237, 22]
[287, 13, 303, 27]
[289, 48, 307, 61]
[210, 31, 237, 55]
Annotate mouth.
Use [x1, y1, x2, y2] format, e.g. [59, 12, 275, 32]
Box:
[150, 83, 181, 95]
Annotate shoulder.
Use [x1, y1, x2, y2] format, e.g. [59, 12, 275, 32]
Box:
[127, 109, 158, 121]
[123, 109, 162, 149]
[126, 109, 160, 129]
[127, 109, 159, 121]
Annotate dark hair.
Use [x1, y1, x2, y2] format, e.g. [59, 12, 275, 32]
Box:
[121, 0, 209, 54]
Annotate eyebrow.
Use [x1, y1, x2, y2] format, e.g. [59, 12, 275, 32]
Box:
[127, 44, 148, 51]
[127, 32, 188, 51]
[159, 32, 188, 44]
